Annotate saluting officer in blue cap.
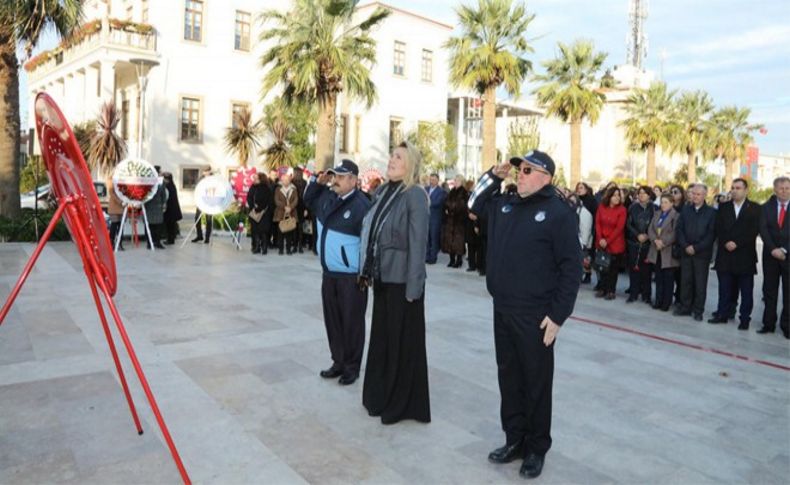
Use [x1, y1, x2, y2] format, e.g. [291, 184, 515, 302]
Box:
[468, 150, 582, 479]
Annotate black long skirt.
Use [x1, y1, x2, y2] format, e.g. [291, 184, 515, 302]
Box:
[362, 281, 431, 424]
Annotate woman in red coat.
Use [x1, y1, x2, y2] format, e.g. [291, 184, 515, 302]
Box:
[595, 187, 627, 300]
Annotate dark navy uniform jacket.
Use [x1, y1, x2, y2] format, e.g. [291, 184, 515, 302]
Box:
[469, 169, 582, 325]
[304, 178, 371, 277]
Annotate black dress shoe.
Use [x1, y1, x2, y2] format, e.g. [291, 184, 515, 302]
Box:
[319, 367, 343, 379]
[626, 297, 637, 303]
[693, 314, 703, 322]
[756, 326, 775, 334]
[673, 309, 691, 316]
[466, 267, 477, 272]
[519, 453, 545, 479]
[707, 317, 728, 324]
[191, 237, 203, 243]
[338, 372, 359, 385]
[487, 440, 523, 464]
[737, 321, 749, 330]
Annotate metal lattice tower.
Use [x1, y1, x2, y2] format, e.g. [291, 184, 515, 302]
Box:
[626, 0, 649, 69]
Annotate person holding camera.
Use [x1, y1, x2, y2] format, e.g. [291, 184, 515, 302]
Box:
[303, 160, 371, 385]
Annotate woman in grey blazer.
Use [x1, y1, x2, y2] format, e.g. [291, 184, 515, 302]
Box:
[359, 141, 431, 425]
[647, 193, 680, 311]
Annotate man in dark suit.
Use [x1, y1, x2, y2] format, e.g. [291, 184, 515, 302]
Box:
[757, 176, 790, 338]
[674, 183, 717, 321]
[425, 173, 446, 264]
[708, 178, 761, 329]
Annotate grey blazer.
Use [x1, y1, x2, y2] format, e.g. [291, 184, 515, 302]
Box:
[647, 208, 680, 269]
[359, 183, 430, 300]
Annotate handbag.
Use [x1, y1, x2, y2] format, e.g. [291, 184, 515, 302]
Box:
[301, 220, 313, 235]
[593, 250, 612, 272]
[249, 208, 265, 223]
[279, 215, 297, 233]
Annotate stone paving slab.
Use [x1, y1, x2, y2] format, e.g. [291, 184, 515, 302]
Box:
[0, 238, 788, 484]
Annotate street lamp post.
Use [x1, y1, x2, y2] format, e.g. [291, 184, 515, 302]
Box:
[129, 58, 160, 159]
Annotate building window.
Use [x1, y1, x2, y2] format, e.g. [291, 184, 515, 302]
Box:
[389, 117, 403, 151]
[184, 0, 203, 42]
[393, 41, 406, 76]
[180, 97, 201, 141]
[231, 102, 250, 128]
[421, 49, 433, 82]
[338, 114, 348, 153]
[182, 168, 200, 189]
[142, 0, 149, 23]
[235, 11, 251, 51]
[126, 5, 133, 21]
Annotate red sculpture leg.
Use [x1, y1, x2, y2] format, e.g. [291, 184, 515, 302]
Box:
[84, 265, 145, 435]
[65, 203, 191, 484]
[0, 202, 68, 326]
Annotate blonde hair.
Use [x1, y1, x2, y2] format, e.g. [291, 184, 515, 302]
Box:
[396, 141, 422, 188]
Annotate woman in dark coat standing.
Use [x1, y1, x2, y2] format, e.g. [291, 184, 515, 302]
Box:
[247, 172, 274, 254]
[359, 141, 430, 425]
[162, 172, 183, 245]
[441, 175, 469, 268]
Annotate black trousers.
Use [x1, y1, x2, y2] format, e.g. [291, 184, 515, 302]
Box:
[599, 253, 624, 293]
[716, 271, 754, 323]
[494, 310, 554, 456]
[467, 240, 480, 270]
[679, 255, 710, 315]
[321, 274, 367, 374]
[279, 228, 296, 251]
[195, 210, 212, 241]
[478, 235, 488, 273]
[249, 219, 269, 252]
[652, 256, 676, 310]
[363, 281, 430, 424]
[628, 244, 652, 301]
[164, 219, 179, 243]
[762, 254, 789, 332]
[109, 220, 123, 246]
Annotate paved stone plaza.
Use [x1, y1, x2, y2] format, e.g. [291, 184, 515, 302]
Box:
[1, 235, 788, 484]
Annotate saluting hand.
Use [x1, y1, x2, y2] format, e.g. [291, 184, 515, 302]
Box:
[492, 162, 511, 179]
[540, 316, 560, 346]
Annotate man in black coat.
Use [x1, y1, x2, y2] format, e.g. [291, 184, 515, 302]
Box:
[757, 176, 790, 338]
[425, 173, 447, 264]
[708, 178, 761, 329]
[469, 151, 581, 479]
[162, 172, 183, 245]
[674, 183, 717, 321]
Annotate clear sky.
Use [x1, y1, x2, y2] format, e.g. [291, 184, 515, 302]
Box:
[20, 0, 790, 155]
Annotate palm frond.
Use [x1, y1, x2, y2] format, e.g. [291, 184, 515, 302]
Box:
[86, 101, 126, 175]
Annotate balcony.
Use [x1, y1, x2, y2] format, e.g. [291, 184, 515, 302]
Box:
[25, 18, 157, 82]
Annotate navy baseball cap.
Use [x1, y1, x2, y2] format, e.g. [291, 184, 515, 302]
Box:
[327, 159, 359, 176]
[510, 150, 555, 176]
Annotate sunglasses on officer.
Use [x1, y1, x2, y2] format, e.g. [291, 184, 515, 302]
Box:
[518, 165, 550, 176]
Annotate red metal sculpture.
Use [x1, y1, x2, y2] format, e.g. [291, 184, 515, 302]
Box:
[0, 93, 191, 484]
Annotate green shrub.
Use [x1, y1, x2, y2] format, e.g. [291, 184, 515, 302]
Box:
[0, 209, 72, 242]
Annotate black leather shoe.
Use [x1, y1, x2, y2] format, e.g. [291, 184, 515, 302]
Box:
[488, 440, 523, 464]
[707, 317, 728, 324]
[693, 314, 703, 322]
[338, 372, 359, 385]
[673, 309, 691, 316]
[626, 297, 637, 303]
[737, 321, 749, 330]
[319, 367, 343, 379]
[191, 237, 203, 243]
[756, 326, 775, 334]
[519, 453, 545, 479]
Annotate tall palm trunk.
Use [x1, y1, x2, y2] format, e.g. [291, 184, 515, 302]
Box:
[481, 85, 497, 170]
[0, 34, 21, 219]
[569, 120, 581, 186]
[314, 94, 337, 171]
[687, 149, 696, 184]
[646, 143, 656, 186]
[724, 158, 735, 190]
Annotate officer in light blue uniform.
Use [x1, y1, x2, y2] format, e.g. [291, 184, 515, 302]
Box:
[303, 159, 372, 385]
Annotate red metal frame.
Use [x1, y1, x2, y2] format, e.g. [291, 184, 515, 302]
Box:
[0, 196, 191, 484]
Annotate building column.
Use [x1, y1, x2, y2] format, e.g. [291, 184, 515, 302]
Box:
[98, 60, 115, 105]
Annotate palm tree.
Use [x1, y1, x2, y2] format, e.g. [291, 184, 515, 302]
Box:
[672, 90, 713, 184]
[224, 107, 262, 167]
[533, 39, 607, 186]
[619, 81, 675, 186]
[86, 102, 126, 178]
[260, 0, 390, 170]
[261, 114, 296, 169]
[0, 0, 84, 218]
[706, 107, 762, 189]
[444, 0, 535, 171]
